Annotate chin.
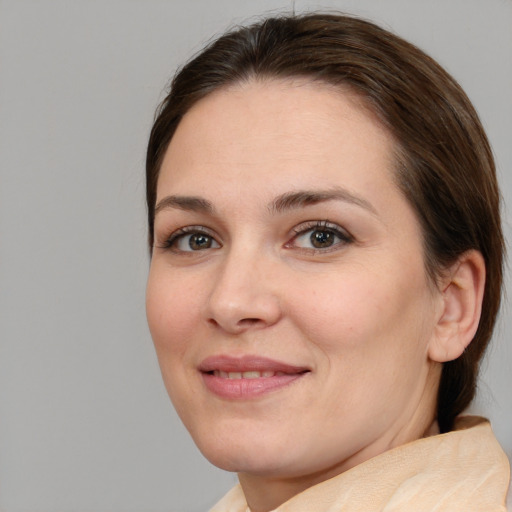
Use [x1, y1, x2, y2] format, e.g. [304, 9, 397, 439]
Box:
[205, 449, 300, 478]
[191, 423, 297, 475]
[205, 450, 280, 475]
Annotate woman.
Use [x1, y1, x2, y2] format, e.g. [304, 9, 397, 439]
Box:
[145, 13, 510, 511]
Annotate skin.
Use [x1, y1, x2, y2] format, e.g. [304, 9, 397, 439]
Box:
[146, 79, 483, 512]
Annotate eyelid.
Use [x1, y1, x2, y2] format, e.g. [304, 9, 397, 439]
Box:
[155, 225, 221, 251]
[286, 220, 354, 252]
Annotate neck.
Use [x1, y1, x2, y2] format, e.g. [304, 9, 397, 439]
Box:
[238, 461, 359, 512]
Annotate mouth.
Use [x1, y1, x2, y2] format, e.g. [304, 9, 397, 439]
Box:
[199, 355, 310, 399]
[211, 370, 292, 379]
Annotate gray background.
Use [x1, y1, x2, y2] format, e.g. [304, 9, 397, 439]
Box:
[0, 1, 510, 511]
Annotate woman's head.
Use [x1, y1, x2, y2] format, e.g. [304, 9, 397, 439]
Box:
[146, 13, 503, 450]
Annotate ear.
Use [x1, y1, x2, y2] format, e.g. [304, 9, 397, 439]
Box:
[428, 250, 486, 363]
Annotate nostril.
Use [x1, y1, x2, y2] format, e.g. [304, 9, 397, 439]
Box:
[238, 318, 262, 328]
[207, 316, 264, 331]
[238, 318, 262, 326]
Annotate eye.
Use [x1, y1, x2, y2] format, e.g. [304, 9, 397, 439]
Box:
[289, 221, 353, 251]
[160, 227, 221, 252]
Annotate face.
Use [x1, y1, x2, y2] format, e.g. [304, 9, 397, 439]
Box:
[146, 79, 443, 482]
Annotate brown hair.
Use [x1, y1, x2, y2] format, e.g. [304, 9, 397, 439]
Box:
[146, 13, 504, 432]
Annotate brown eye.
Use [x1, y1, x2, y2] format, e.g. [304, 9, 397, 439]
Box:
[310, 230, 335, 248]
[163, 228, 221, 252]
[188, 233, 214, 250]
[290, 222, 353, 252]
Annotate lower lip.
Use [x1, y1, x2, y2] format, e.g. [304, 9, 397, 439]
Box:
[201, 372, 306, 399]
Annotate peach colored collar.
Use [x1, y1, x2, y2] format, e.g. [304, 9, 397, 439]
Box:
[210, 416, 510, 512]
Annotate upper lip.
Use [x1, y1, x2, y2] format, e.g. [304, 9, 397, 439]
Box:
[199, 355, 310, 374]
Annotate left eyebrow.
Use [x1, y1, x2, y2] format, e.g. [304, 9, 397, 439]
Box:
[269, 188, 378, 215]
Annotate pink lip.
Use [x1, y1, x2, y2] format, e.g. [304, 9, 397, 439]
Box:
[199, 355, 309, 373]
[199, 355, 310, 399]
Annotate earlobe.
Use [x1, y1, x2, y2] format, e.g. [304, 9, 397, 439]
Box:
[428, 250, 486, 363]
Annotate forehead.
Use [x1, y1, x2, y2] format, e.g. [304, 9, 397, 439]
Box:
[158, 78, 396, 200]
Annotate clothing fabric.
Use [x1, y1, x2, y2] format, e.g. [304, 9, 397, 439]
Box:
[210, 416, 510, 512]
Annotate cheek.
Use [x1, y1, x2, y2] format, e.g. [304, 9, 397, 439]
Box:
[285, 270, 381, 348]
[285, 266, 435, 433]
[286, 262, 434, 364]
[145, 266, 203, 359]
[145, 267, 210, 419]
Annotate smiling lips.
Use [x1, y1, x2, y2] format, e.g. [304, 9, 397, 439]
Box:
[199, 355, 310, 399]
[213, 370, 287, 379]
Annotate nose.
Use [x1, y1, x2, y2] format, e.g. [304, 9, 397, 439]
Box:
[203, 250, 283, 334]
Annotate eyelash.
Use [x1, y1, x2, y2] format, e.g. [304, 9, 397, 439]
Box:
[158, 226, 220, 252]
[287, 220, 354, 253]
[157, 220, 353, 254]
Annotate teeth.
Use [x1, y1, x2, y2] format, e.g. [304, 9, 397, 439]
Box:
[212, 370, 277, 379]
[242, 371, 260, 379]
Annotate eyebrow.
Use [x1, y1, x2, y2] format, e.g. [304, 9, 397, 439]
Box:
[154, 187, 377, 217]
[154, 195, 214, 215]
[270, 188, 377, 215]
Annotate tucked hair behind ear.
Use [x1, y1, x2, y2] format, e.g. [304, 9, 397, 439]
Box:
[146, 13, 504, 432]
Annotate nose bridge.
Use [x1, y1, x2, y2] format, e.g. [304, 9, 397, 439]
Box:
[205, 239, 281, 332]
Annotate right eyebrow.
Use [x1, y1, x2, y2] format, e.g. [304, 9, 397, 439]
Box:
[154, 195, 214, 215]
